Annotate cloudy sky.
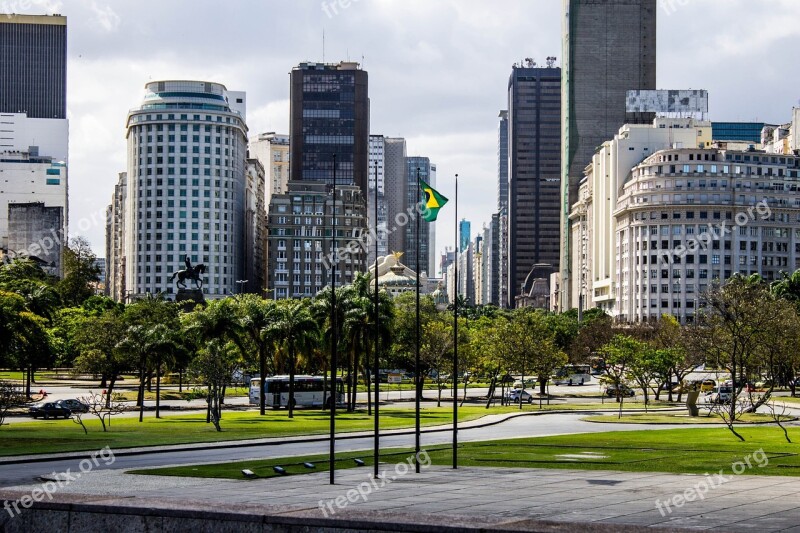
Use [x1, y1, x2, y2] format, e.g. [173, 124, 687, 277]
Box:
[20, 0, 800, 262]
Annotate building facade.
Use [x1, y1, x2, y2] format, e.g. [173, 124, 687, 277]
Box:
[367, 134, 389, 265]
[289, 61, 369, 196]
[616, 147, 800, 324]
[1, 152, 67, 265]
[266, 181, 367, 299]
[123, 80, 250, 298]
[568, 117, 711, 313]
[405, 156, 436, 276]
[249, 132, 290, 203]
[497, 110, 509, 211]
[7, 202, 63, 276]
[244, 159, 266, 294]
[712, 122, 766, 144]
[507, 65, 561, 306]
[384, 137, 408, 255]
[459, 219, 471, 252]
[105, 172, 127, 301]
[561, 0, 657, 310]
[0, 14, 67, 119]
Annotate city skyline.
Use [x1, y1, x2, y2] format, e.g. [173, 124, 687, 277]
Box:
[26, 0, 800, 259]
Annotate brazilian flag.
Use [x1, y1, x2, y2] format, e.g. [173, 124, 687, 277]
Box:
[420, 180, 448, 222]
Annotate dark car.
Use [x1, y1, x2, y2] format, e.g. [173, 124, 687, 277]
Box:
[604, 385, 636, 398]
[29, 402, 71, 419]
[55, 399, 89, 413]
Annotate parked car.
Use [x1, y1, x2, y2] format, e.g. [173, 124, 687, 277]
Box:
[506, 389, 534, 404]
[699, 379, 716, 392]
[604, 384, 636, 398]
[29, 402, 71, 419]
[707, 385, 733, 404]
[55, 399, 89, 413]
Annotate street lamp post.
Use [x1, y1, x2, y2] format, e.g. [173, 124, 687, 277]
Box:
[235, 279, 248, 295]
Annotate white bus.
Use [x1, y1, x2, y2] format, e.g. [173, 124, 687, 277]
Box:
[553, 364, 592, 386]
[249, 375, 344, 409]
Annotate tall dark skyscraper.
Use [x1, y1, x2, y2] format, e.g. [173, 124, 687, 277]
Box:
[290, 61, 369, 197]
[507, 65, 561, 307]
[0, 14, 67, 119]
[497, 110, 509, 211]
[560, 0, 656, 309]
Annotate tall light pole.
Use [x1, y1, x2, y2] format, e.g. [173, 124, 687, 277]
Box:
[235, 279, 248, 295]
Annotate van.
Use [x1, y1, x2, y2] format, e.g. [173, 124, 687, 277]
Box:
[708, 385, 733, 404]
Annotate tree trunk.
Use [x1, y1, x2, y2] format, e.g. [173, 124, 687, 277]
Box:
[259, 347, 267, 415]
[539, 377, 547, 396]
[288, 345, 295, 419]
[106, 375, 117, 408]
[365, 341, 372, 416]
[138, 360, 145, 423]
[26, 365, 31, 398]
[485, 376, 496, 409]
[437, 378, 442, 407]
[461, 378, 468, 407]
[146, 370, 153, 393]
[179, 368, 183, 393]
[100, 374, 108, 388]
[155, 358, 161, 419]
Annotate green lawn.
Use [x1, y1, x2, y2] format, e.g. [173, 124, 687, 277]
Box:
[113, 387, 248, 402]
[0, 406, 517, 457]
[132, 426, 800, 479]
[0, 402, 679, 457]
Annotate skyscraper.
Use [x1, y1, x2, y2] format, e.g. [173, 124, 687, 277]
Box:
[289, 61, 369, 197]
[560, 0, 657, 310]
[507, 64, 562, 307]
[384, 137, 408, 255]
[0, 14, 68, 271]
[497, 110, 509, 211]
[459, 219, 471, 252]
[367, 134, 389, 265]
[405, 157, 435, 276]
[0, 14, 67, 119]
[249, 132, 290, 203]
[123, 80, 251, 298]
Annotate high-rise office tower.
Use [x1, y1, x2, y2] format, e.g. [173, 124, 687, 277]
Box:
[0, 14, 68, 270]
[497, 110, 509, 211]
[459, 219, 471, 252]
[289, 61, 369, 197]
[560, 0, 657, 310]
[507, 64, 561, 307]
[123, 80, 251, 298]
[105, 173, 127, 301]
[405, 157, 436, 276]
[384, 137, 407, 254]
[0, 14, 66, 119]
[367, 134, 389, 265]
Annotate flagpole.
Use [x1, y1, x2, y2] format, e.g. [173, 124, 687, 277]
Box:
[329, 153, 337, 485]
[453, 173, 458, 469]
[415, 166, 421, 474]
[373, 161, 380, 479]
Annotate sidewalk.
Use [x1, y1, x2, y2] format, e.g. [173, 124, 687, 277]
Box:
[3, 465, 800, 531]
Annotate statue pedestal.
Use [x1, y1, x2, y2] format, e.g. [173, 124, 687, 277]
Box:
[175, 288, 205, 311]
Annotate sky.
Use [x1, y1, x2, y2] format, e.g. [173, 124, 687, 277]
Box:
[15, 0, 800, 263]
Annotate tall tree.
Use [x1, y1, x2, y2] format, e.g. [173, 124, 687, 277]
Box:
[236, 294, 278, 415]
[267, 300, 319, 418]
[58, 236, 100, 307]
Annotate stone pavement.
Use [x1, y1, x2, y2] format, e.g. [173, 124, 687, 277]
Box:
[4, 465, 800, 531]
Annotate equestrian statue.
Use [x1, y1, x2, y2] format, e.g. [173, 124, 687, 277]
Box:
[170, 255, 206, 290]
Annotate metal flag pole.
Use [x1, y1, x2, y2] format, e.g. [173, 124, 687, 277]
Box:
[330, 154, 337, 485]
[373, 162, 381, 478]
[415, 167, 421, 473]
[453, 173, 458, 469]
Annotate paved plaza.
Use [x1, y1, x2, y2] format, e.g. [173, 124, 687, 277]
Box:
[4, 463, 800, 531]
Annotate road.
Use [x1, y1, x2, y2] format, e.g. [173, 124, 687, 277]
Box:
[0, 412, 693, 488]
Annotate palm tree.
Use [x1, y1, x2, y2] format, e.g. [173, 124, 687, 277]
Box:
[771, 269, 800, 302]
[266, 300, 319, 418]
[312, 284, 354, 408]
[117, 323, 178, 421]
[236, 295, 278, 415]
